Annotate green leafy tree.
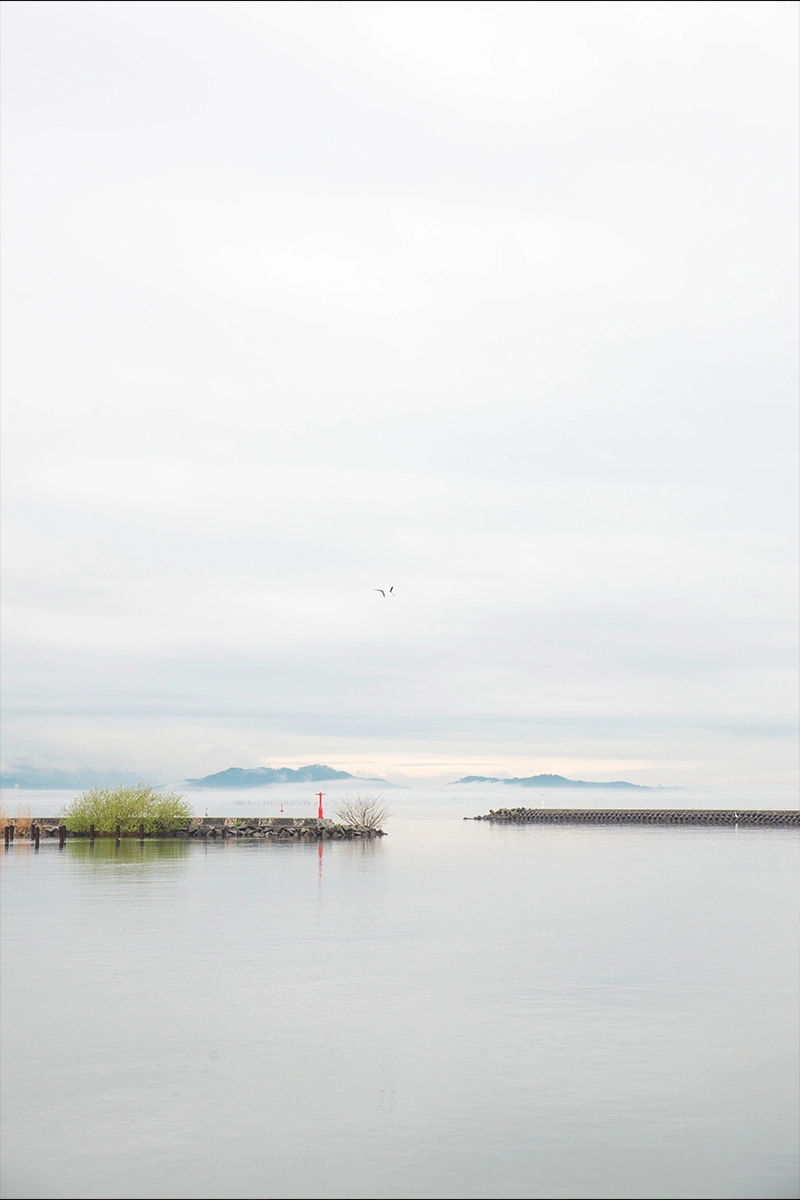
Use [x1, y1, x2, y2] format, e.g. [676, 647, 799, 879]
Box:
[63, 784, 192, 834]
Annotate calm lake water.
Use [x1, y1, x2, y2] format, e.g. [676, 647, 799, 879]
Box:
[1, 787, 798, 1200]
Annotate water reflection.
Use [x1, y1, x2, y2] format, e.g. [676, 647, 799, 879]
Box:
[63, 833, 383, 871]
[2, 823, 797, 1200]
[65, 837, 190, 869]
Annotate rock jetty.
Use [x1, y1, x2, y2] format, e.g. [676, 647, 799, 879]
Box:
[182, 817, 385, 840]
[5, 817, 385, 840]
[470, 808, 799, 828]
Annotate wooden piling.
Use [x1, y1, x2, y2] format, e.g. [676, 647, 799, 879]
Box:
[115, 824, 121, 843]
[89, 824, 95, 843]
[138, 823, 145, 842]
[33, 825, 40, 849]
[58, 824, 66, 848]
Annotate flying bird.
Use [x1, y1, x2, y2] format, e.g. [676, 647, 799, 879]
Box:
[389, 587, 395, 595]
[375, 589, 385, 597]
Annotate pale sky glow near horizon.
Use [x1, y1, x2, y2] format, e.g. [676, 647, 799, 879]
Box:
[1, 0, 798, 789]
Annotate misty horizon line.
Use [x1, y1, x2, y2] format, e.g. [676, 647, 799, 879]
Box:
[0, 763, 684, 791]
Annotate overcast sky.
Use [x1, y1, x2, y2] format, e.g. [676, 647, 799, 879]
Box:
[1, 0, 797, 788]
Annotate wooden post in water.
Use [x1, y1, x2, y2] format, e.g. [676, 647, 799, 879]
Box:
[138, 823, 145, 842]
[33, 825, 40, 850]
[115, 824, 121, 844]
[89, 824, 95, 843]
[4, 825, 10, 847]
[58, 824, 66, 848]
[9, 823, 14, 843]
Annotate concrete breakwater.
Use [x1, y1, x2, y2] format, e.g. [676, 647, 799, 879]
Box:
[4, 817, 385, 840]
[470, 808, 799, 827]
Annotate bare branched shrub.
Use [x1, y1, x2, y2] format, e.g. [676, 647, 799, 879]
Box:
[333, 792, 390, 831]
[15, 805, 32, 836]
[0, 805, 7, 834]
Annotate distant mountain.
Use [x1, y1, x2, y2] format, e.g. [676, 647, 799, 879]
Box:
[0, 768, 151, 790]
[1, 763, 387, 791]
[186, 765, 373, 788]
[452, 773, 651, 790]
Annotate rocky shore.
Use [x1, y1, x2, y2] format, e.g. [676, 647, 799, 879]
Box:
[469, 808, 799, 827]
[181, 817, 385, 840]
[5, 817, 385, 840]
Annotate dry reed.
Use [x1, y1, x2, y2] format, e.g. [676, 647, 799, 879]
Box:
[14, 805, 32, 836]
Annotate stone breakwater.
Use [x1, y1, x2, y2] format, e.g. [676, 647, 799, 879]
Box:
[182, 818, 385, 840]
[6, 817, 385, 840]
[470, 808, 800, 828]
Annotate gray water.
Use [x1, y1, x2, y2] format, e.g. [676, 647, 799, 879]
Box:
[1, 792, 798, 1200]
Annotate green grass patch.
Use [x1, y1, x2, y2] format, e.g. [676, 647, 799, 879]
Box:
[63, 784, 192, 834]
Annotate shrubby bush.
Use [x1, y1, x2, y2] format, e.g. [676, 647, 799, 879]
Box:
[333, 792, 390, 830]
[63, 784, 192, 834]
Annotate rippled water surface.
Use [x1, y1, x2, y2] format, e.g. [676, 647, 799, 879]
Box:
[1, 790, 798, 1199]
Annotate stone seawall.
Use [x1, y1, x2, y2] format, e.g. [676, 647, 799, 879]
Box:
[5, 817, 385, 840]
[181, 818, 385, 840]
[470, 808, 799, 827]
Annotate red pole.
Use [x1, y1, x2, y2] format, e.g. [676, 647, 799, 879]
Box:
[316, 791, 325, 820]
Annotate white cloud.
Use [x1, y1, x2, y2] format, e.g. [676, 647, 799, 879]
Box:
[210, 226, 433, 315]
[347, 1, 600, 101]
[618, 2, 784, 39]
[210, 209, 568, 313]
[344, 1, 787, 104]
[1, 0, 796, 786]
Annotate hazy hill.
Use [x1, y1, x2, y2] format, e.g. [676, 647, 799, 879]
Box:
[186, 765, 370, 788]
[0, 768, 151, 790]
[453, 773, 651, 790]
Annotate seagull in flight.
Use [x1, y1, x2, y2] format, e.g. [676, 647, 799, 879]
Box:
[375, 587, 396, 598]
